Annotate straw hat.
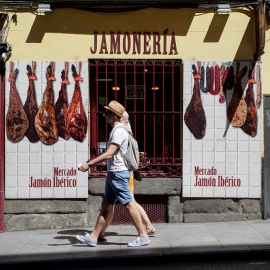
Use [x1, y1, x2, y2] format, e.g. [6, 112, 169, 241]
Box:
[104, 100, 125, 117]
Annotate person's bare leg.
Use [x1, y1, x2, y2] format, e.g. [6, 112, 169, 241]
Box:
[98, 206, 114, 238]
[90, 202, 113, 240]
[125, 201, 147, 237]
[130, 191, 155, 233]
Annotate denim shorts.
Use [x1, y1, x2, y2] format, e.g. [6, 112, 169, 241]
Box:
[102, 171, 132, 206]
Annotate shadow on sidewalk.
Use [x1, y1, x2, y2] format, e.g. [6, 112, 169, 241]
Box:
[49, 229, 134, 246]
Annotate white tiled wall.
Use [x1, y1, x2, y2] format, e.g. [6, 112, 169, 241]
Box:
[182, 61, 262, 198]
[5, 61, 89, 199]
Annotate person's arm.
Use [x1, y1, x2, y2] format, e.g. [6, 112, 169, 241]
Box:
[78, 143, 119, 172]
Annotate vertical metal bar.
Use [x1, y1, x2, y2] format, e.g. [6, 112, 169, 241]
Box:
[153, 61, 155, 111]
[105, 60, 108, 147]
[143, 61, 146, 161]
[88, 61, 90, 163]
[115, 61, 117, 100]
[134, 61, 136, 138]
[95, 60, 99, 157]
[162, 61, 165, 160]
[153, 61, 156, 159]
[172, 61, 175, 160]
[124, 60, 127, 108]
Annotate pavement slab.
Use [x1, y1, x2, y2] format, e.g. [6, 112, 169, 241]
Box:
[1, 220, 270, 264]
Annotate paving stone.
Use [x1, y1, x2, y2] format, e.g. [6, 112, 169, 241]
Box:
[1, 221, 270, 264]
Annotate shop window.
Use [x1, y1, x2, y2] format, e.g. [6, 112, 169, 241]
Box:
[89, 59, 182, 178]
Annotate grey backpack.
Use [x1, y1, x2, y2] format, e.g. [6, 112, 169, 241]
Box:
[112, 125, 139, 171]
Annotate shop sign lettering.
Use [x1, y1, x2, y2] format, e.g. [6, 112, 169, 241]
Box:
[29, 167, 77, 188]
[90, 32, 178, 55]
[193, 166, 241, 187]
[126, 85, 144, 99]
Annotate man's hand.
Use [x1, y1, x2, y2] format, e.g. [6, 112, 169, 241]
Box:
[78, 143, 119, 172]
[78, 162, 89, 172]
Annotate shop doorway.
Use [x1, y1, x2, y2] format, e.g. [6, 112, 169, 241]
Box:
[89, 59, 182, 178]
[88, 59, 182, 224]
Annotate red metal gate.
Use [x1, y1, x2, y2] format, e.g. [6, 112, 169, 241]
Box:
[89, 59, 182, 178]
[111, 195, 167, 225]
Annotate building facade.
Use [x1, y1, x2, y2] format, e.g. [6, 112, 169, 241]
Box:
[0, 0, 268, 231]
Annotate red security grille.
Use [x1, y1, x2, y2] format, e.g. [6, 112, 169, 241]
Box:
[110, 195, 167, 225]
[89, 59, 182, 177]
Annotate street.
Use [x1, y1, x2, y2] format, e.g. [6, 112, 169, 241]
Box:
[2, 252, 270, 270]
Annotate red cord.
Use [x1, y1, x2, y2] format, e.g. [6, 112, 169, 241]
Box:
[7, 61, 15, 82]
[194, 61, 201, 79]
[248, 63, 255, 84]
[209, 65, 220, 95]
[49, 61, 56, 81]
[75, 61, 83, 82]
[62, 61, 69, 84]
[29, 61, 37, 80]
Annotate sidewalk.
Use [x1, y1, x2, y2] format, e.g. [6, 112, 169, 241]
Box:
[1, 219, 270, 265]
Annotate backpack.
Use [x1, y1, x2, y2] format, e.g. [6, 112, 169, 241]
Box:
[112, 125, 139, 171]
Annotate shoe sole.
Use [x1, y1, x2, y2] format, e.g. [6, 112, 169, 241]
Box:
[127, 240, 150, 247]
[76, 235, 97, 247]
[147, 228, 156, 235]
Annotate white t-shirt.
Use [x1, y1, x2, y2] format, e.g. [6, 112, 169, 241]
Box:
[107, 123, 129, 172]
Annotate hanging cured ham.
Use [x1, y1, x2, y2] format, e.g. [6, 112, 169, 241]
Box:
[219, 64, 230, 103]
[24, 62, 40, 143]
[55, 61, 70, 140]
[66, 62, 87, 142]
[223, 65, 234, 91]
[6, 62, 29, 143]
[184, 62, 206, 139]
[241, 64, 257, 136]
[255, 64, 261, 108]
[34, 62, 58, 145]
[209, 63, 220, 95]
[227, 62, 248, 127]
[199, 64, 211, 93]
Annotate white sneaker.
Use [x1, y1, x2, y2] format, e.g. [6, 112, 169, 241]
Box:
[127, 236, 150, 247]
[76, 232, 97, 247]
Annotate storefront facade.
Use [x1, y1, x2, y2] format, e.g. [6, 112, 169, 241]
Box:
[0, 1, 268, 231]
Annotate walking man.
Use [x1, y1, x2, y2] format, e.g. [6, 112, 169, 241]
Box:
[76, 100, 150, 247]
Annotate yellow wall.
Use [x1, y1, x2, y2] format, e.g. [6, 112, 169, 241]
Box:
[4, 6, 269, 154]
[5, 7, 255, 61]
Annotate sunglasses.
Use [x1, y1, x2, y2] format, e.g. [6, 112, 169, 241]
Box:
[104, 111, 113, 116]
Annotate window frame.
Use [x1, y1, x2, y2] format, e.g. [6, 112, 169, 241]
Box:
[89, 59, 183, 177]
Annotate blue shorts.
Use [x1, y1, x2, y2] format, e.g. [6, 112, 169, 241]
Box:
[102, 171, 132, 206]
